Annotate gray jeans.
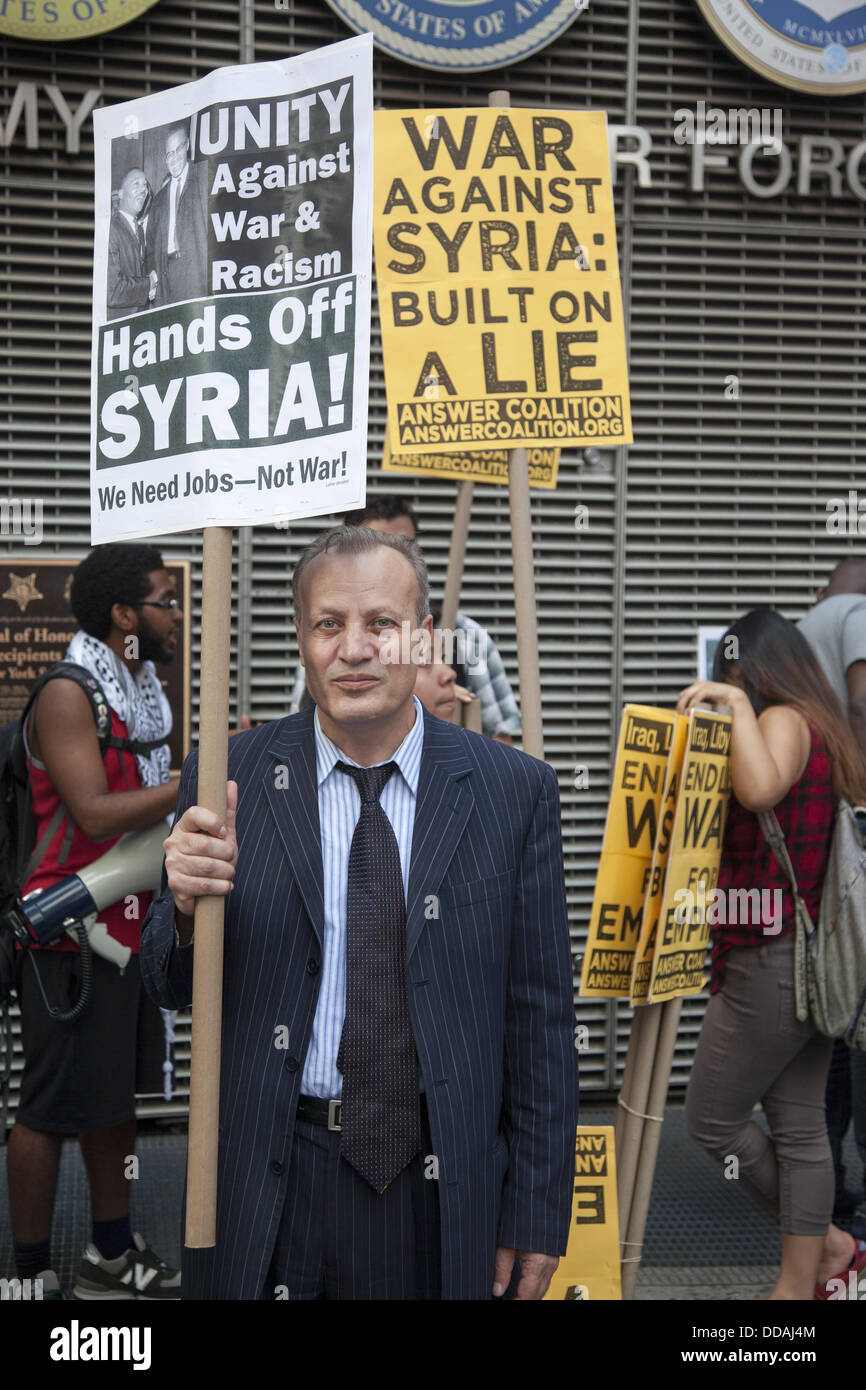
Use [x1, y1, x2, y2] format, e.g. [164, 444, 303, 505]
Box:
[685, 935, 834, 1236]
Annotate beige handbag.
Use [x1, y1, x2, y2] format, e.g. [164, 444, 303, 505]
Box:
[758, 802, 866, 1050]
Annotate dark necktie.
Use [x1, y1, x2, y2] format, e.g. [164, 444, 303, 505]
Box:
[136, 218, 146, 267]
[334, 760, 420, 1193]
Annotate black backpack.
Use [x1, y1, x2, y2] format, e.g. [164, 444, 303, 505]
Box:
[0, 664, 113, 929]
[0, 663, 111, 1135]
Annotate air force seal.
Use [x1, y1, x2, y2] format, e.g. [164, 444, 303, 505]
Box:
[697, 0, 866, 94]
[323, 0, 587, 71]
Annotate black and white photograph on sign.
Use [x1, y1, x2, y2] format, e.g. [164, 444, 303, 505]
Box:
[106, 166, 156, 320]
[108, 118, 207, 319]
[90, 34, 373, 544]
[147, 121, 208, 308]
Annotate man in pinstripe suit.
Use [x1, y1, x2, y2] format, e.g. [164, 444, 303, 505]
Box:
[141, 526, 577, 1300]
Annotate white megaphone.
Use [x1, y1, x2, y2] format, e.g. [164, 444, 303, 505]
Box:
[10, 819, 169, 967]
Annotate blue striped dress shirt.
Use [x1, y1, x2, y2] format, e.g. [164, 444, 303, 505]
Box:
[301, 695, 425, 1099]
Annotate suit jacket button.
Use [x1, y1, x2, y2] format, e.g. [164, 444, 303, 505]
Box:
[284, 1056, 298, 1073]
[270, 1160, 284, 1176]
[306, 958, 319, 975]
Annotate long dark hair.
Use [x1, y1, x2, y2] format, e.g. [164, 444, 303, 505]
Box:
[429, 606, 467, 689]
[713, 608, 866, 802]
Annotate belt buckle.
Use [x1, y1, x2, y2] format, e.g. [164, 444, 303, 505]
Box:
[327, 1099, 342, 1132]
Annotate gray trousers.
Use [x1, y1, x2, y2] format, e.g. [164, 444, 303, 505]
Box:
[685, 936, 835, 1236]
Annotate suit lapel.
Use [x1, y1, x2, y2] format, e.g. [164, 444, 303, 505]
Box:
[262, 708, 324, 950]
[406, 712, 475, 958]
[115, 214, 140, 261]
[259, 707, 474, 959]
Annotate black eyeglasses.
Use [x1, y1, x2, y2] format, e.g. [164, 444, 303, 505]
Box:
[135, 599, 180, 610]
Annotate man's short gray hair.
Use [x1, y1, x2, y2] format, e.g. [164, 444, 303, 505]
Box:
[292, 525, 430, 625]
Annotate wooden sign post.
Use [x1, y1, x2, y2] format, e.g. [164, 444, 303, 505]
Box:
[506, 443, 544, 759]
[437, 91, 546, 759]
[615, 1000, 663, 1256]
[184, 526, 232, 1247]
[440, 476, 475, 730]
[620, 997, 682, 1300]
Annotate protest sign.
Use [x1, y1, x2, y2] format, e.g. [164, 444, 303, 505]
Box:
[373, 107, 632, 454]
[91, 34, 373, 543]
[89, 36, 374, 1247]
[544, 1127, 621, 1301]
[580, 706, 677, 998]
[382, 436, 559, 487]
[630, 714, 688, 1006]
[648, 708, 732, 1004]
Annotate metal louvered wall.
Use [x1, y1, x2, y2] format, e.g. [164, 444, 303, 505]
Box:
[1, 0, 864, 1118]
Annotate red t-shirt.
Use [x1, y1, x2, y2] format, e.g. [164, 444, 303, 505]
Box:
[22, 708, 152, 953]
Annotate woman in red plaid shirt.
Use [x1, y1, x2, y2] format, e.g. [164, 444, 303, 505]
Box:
[680, 608, 866, 1301]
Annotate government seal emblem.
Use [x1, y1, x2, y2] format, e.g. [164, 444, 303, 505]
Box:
[0, 0, 161, 42]
[322, 0, 587, 72]
[696, 0, 866, 94]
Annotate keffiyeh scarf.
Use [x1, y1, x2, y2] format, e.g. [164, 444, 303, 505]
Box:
[66, 630, 172, 787]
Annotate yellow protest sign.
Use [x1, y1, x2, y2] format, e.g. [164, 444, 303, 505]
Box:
[373, 108, 632, 454]
[630, 715, 689, 1005]
[648, 709, 732, 1003]
[580, 706, 677, 998]
[382, 435, 559, 488]
[544, 1127, 621, 1301]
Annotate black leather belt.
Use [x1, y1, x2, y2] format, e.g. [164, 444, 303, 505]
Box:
[296, 1093, 427, 1132]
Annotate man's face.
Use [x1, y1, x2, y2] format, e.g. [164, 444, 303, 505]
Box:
[133, 569, 183, 667]
[363, 515, 417, 542]
[119, 170, 148, 217]
[165, 130, 189, 179]
[297, 546, 430, 730]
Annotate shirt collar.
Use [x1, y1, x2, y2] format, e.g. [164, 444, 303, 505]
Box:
[314, 695, 425, 796]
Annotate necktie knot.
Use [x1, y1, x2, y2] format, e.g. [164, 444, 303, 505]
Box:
[335, 759, 397, 805]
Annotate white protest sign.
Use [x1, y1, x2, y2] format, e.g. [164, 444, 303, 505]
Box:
[90, 33, 373, 543]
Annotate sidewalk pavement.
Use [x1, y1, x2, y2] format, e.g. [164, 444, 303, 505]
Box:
[0, 1101, 860, 1300]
